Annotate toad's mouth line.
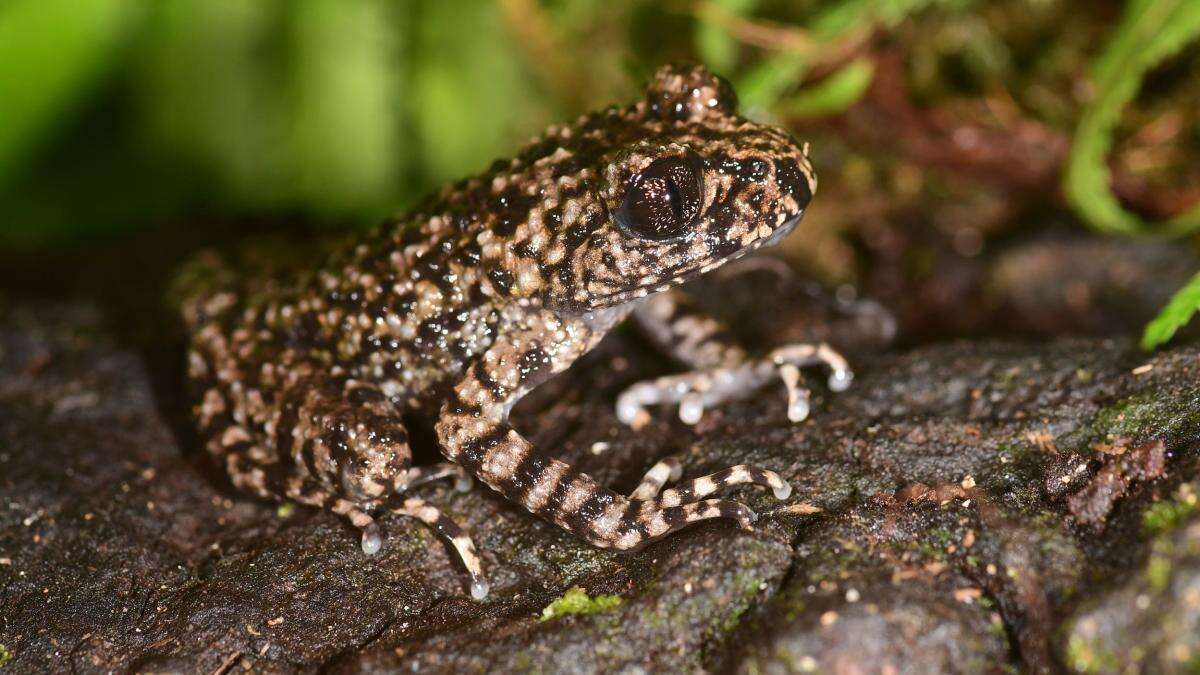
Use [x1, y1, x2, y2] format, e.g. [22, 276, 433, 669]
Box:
[589, 210, 805, 308]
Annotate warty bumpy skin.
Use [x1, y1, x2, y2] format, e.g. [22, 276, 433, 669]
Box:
[180, 64, 852, 600]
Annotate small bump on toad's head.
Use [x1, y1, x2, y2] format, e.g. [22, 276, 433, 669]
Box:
[645, 63, 738, 123]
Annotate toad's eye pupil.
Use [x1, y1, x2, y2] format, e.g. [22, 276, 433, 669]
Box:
[616, 155, 704, 241]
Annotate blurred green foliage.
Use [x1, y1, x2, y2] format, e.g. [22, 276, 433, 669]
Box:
[695, 0, 946, 117]
[0, 0, 1196, 275]
[777, 57, 874, 117]
[0, 0, 137, 185]
[0, 0, 570, 248]
[1064, 0, 1200, 239]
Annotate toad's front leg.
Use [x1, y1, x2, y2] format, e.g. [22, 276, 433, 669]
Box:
[617, 288, 853, 427]
[434, 328, 791, 552]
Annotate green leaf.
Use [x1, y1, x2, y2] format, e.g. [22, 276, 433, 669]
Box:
[736, 52, 809, 118]
[1142, 271, 1200, 351]
[0, 0, 138, 188]
[779, 57, 874, 117]
[809, 0, 943, 40]
[1064, 0, 1200, 238]
[708, 0, 942, 117]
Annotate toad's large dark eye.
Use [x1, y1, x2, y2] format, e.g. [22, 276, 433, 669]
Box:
[615, 154, 705, 241]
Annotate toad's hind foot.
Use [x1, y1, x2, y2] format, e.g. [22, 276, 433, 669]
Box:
[630, 498, 760, 543]
[335, 496, 488, 600]
[390, 497, 488, 600]
[616, 342, 852, 426]
[630, 457, 683, 500]
[331, 463, 486, 599]
[658, 464, 791, 504]
[613, 457, 793, 548]
[438, 359, 793, 559]
[630, 457, 790, 503]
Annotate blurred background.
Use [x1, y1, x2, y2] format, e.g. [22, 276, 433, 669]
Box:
[1, 0, 1198, 343]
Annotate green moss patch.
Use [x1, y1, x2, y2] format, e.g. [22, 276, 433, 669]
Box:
[539, 586, 623, 622]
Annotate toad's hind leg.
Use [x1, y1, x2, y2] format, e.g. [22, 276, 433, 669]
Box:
[276, 373, 486, 596]
[438, 358, 791, 552]
[438, 408, 771, 551]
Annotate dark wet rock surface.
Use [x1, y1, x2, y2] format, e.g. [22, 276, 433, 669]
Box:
[3, 237, 1200, 673]
[855, 229, 1200, 344]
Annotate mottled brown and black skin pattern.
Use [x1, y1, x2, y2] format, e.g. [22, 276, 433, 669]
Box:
[182, 65, 817, 592]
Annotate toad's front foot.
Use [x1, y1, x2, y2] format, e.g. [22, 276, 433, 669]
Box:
[616, 342, 852, 426]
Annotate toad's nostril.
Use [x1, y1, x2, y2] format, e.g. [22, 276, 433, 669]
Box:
[774, 158, 813, 210]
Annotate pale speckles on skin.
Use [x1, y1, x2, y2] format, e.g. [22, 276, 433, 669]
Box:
[220, 424, 251, 447]
[482, 347, 523, 392]
[513, 259, 545, 295]
[558, 476, 595, 516]
[456, 376, 491, 409]
[589, 501, 625, 539]
[613, 530, 641, 551]
[199, 387, 225, 427]
[413, 281, 444, 319]
[545, 242, 567, 266]
[644, 509, 670, 538]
